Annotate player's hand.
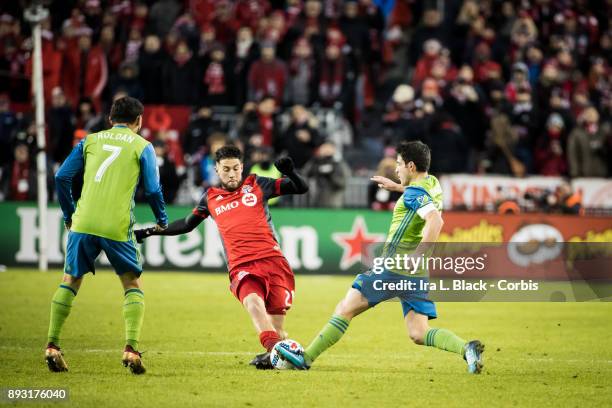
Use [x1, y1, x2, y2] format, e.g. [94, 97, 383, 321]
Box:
[135, 224, 167, 243]
[371, 176, 403, 193]
[274, 156, 295, 174]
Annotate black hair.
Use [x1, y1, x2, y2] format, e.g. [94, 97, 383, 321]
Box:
[215, 145, 243, 162]
[109, 96, 144, 124]
[397, 141, 431, 172]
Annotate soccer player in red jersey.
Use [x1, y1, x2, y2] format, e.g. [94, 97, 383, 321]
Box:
[134, 145, 308, 368]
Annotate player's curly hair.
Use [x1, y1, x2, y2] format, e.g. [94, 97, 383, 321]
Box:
[109, 96, 144, 124]
[397, 141, 431, 172]
[215, 145, 243, 162]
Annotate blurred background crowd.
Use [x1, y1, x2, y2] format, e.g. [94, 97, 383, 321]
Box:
[0, 0, 610, 213]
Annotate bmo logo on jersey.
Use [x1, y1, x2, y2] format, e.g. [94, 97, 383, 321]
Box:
[215, 200, 240, 215]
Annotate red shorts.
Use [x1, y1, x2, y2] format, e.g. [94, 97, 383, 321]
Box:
[229, 256, 295, 315]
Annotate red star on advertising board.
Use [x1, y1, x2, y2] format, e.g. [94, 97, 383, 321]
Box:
[332, 216, 386, 270]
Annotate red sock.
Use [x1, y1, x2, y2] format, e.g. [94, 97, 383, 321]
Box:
[259, 330, 281, 352]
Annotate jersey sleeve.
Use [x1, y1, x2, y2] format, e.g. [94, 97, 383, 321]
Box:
[403, 186, 436, 219]
[255, 175, 284, 199]
[140, 143, 168, 226]
[192, 188, 211, 218]
[55, 139, 85, 222]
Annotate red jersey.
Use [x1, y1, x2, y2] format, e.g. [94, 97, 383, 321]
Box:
[192, 174, 289, 270]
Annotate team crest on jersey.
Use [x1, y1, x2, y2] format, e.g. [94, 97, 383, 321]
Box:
[417, 195, 430, 205]
[242, 192, 257, 207]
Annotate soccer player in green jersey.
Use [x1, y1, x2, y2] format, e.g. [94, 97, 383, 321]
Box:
[278, 141, 485, 373]
[45, 97, 168, 374]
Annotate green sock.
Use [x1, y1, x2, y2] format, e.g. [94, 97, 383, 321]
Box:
[123, 288, 145, 350]
[424, 328, 466, 355]
[304, 315, 350, 364]
[47, 285, 77, 346]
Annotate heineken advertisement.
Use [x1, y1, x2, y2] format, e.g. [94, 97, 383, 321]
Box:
[1, 202, 611, 274]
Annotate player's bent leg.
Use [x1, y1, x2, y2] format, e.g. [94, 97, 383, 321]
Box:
[46, 274, 82, 373]
[403, 307, 485, 374]
[404, 310, 430, 345]
[118, 272, 146, 375]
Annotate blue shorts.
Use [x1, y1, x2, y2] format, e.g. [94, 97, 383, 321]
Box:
[64, 231, 142, 278]
[352, 269, 437, 319]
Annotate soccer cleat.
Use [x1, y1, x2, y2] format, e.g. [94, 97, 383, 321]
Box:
[463, 340, 485, 374]
[273, 342, 310, 370]
[45, 343, 68, 372]
[122, 345, 146, 375]
[249, 352, 274, 370]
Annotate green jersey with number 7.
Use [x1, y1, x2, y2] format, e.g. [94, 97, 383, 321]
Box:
[71, 125, 152, 241]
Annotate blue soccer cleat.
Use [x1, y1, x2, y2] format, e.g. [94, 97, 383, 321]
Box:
[463, 340, 485, 374]
[274, 342, 310, 370]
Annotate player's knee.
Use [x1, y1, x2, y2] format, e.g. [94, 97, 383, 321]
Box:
[242, 293, 266, 314]
[408, 326, 427, 345]
[334, 299, 357, 320]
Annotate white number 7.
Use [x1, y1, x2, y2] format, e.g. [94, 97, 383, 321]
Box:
[95, 144, 122, 182]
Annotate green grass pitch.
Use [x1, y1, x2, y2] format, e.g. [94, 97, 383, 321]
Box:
[1, 269, 611, 407]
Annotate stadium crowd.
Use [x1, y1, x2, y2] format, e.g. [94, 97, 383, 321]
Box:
[0, 0, 610, 211]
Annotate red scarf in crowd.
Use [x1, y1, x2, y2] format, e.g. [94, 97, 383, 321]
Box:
[10, 161, 29, 201]
[204, 62, 226, 94]
[319, 57, 344, 103]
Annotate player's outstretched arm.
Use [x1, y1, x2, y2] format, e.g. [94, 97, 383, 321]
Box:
[55, 139, 85, 228]
[140, 143, 168, 228]
[134, 214, 203, 243]
[370, 175, 404, 193]
[275, 157, 309, 194]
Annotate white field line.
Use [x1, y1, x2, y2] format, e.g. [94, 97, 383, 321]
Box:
[1, 346, 611, 364]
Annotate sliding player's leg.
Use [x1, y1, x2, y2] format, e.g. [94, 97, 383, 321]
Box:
[239, 276, 281, 352]
[102, 237, 146, 374]
[46, 232, 99, 372]
[403, 303, 484, 374]
[300, 288, 370, 367]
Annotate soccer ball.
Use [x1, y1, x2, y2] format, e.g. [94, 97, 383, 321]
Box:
[269, 339, 304, 370]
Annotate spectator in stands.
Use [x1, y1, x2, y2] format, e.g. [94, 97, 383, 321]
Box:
[74, 97, 104, 134]
[276, 104, 322, 169]
[99, 24, 123, 72]
[62, 27, 108, 110]
[228, 26, 259, 108]
[568, 107, 610, 178]
[247, 41, 287, 104]
[303, 142, 350, 208]
[318, 28, 356, 117]
[287, 37, 316, 106]
[409, 8, 447, 65]
[239, 97, 278, 149]
[152, 140, 180, 204]
[162, 40, 201, 105]
[110, 61, 144, 101]
[534, 113, 568, 176]
[0, 142, 36, 201]
[201, 43, 231, 105]
[0, 94, 17, 166]
[427, 112, 469, 174]
[138, 34, 167, 104]
[48, 87, 75, 164]
[444, 65, 486, 152]
[368, 155, 402, 211]
[183, 105, 220, 158]
[197, 132, 227, 188]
